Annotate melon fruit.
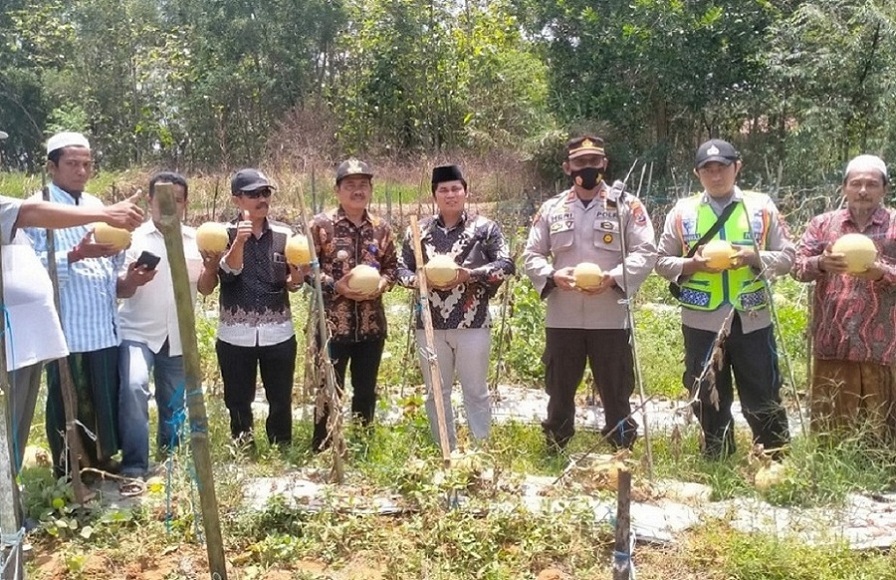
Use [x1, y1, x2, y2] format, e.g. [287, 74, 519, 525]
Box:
[196, 222, 229, 253]
[93, 222, 131, 250]
[573, 262, 604, 290]
[348, 264, 381, 294]
[832, 233, 877, 273]
[702, 239, 737, 270]
[424, 254, 458, 285]
[285, 234, 311, 266]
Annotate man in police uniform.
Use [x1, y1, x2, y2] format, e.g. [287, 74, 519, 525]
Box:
[656, 138, 792, 459]
[523, 135, 657, 451]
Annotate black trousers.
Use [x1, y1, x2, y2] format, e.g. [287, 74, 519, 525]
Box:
[312, 338, 385, 451]
[216, 336, 297, 445]
[683, 314, 790, 458]
[541, 327, 637, 449]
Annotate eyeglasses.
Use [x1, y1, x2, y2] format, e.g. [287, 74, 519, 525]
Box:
[240, 188, 273, 199]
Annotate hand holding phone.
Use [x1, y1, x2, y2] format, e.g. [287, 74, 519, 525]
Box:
[135, 250, 161, 271]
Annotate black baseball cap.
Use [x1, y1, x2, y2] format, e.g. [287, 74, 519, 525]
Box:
[231, 168, 275, 194]
[695, 139, 739, 168]
[335, 158, 373, 184]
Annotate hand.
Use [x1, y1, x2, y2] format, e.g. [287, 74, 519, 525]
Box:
[577, 272, 615, 295]
[123, 261, 158, 288]
[232, 210, 253, 246]
[688, 251, 724, 274]
[286, 263, 305, 292]
[819, 243, 849, 275]
[102, 192, 145, 230]
[552, 267, 577, 291]
[200, 250, 224, 270]
[70, 231, 119, 262]
[851, 262, 885, 281]
[335, 271, 382, 301]
[429, 268, 471, 290]
[730, 246, 758, 269]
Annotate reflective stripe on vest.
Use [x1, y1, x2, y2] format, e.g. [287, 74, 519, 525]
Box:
[676, 195, 769, 312]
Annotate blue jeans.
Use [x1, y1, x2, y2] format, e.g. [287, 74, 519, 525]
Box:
[118, 339, 186, 477]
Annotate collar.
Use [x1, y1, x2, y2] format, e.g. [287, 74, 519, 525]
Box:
[842, 205, 889, 228]
[144, 220, 196, 238]
[50, 182, 85, 203]
[701, 186, 743, 206]
[335, 205, 370, 226]
[435, 210, 468, 229]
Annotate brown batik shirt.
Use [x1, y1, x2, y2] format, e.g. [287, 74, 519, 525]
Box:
[308, 207, 397, 343]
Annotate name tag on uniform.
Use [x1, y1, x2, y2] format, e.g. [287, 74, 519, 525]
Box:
[549, 210, 575, 233]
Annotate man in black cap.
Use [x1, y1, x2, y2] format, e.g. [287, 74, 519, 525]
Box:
[396, 165, 514, 452]
[656, 138, 792, 459]
[199, 168, 305, 449]
[306, 158, 397, 452]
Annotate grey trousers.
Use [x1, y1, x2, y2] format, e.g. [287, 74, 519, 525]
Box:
[1, 362, 43, 474]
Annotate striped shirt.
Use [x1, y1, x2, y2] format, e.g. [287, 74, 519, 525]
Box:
[24, 183, 124, 353]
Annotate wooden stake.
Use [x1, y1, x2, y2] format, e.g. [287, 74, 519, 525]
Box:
[612, 469, 633, 580]
[0, 245, 24, 580]
[409, 217, 451, 465]
[155, 183, 228, 580]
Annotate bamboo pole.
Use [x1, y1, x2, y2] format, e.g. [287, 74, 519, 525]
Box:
[489, 228, 518, 396]
[612, 470, 633, 580]
[409, 217, 451, 465]
[41, 178, 90, 504]
[155, 183, 227, 580]
[0, 245, 24, 580]
[294, 183, 345, 483]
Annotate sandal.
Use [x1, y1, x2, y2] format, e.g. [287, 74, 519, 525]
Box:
[119, 479, 146, 497]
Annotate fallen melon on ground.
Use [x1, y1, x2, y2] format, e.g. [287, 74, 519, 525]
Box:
[196, 222, 229, 253]
[702, 239, 737, 269]
[832, 233, 877, 273]
[285, 234, 311, 265]
[425, 254, 458, 285]
[573, 262, 603, 290]
[93, 222, 131, 250]
[348, 264, 381, 294]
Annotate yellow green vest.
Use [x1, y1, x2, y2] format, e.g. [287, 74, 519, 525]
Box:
[677, 194, 770, 312]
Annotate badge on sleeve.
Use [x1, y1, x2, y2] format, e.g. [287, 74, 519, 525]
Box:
[630, 200, 647, 225]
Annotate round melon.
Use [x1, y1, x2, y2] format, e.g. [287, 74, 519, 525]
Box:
[196, 222, 229, 253]
[93, 222, 131, 250]
[348, 264, 381, 294]
[702, 239, 736, 270]
[573, 262, 604, 290]
[424, 254, 458, 285]
[832, 233, 877, 273]
[285, 234, 311, 266]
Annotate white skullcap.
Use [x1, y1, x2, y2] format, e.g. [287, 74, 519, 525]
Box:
[0, 130, 8, 140]
[46, 131, 90, 155]
[844, 154, 888, 181]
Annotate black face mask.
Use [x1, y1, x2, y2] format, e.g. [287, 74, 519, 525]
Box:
[571, 167, 603, 191]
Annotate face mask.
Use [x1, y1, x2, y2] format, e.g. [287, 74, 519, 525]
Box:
[571, 167, 603, 190]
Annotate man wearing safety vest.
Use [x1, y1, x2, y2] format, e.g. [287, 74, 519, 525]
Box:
[656, 139, 792, 459]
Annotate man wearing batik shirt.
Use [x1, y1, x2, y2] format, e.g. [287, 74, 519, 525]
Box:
[396, 165, 514, 452]
[792, 154, 896, 440]
[307, 158, 397, 452]
[200, 168, 305, 448]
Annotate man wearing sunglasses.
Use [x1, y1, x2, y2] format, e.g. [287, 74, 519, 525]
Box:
[201, 168, 305, 451]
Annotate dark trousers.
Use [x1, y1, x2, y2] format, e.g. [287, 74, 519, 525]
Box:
[216, 336, 297, 445]
[312, 338, 385, 451]
[683, 314, 790, 458]
[541, 327, 637, 449]
[46, 347, 120, 478]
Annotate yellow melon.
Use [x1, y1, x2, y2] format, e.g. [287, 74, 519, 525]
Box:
[424, 254, 458, 285]
[195, 222, 229, 253]
[285, 234, 311, 266]
[348, 264, 381, 294]
[832, 233, 877, 273]
[573, 262, 604, 290]
[702, 239, 736, 270]
[93, 222, 131, 250]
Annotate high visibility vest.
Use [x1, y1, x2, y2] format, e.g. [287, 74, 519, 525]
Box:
[676, 193, 770, 312]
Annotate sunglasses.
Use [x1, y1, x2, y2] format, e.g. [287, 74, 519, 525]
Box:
[240, 188, 273, 199]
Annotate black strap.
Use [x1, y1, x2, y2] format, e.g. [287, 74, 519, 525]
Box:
[684, 200, 740, 258]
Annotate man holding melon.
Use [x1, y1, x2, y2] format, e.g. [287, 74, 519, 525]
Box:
[656, 139, 793, 460]
[792, 154, 896, 440]
[523, 135, 657, 452]
[307, 159, 397, 452]
[396, 164, 515, 452]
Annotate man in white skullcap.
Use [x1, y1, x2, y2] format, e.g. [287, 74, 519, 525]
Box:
[792, 153, 896, 442]
[24, 131, 149, 478]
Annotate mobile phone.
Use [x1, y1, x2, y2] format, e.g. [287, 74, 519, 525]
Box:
[135, 250, 161, 271]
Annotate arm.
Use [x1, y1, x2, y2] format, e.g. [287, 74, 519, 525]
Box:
[522, 201, 555, 298]
[197, 251, 223, 295]
[791, 215, 829, 282]
[395, 229, 418, 288]
[609, 198, 657, 294]
[16, 195, 143, 231]
[468, 220, 515, 285]
[654, 206, 688, 282]
[753, 199, 795, 278]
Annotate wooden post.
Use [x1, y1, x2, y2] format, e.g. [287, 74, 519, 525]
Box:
[0, 246, 24, 580]
[409, 217, 451, 465]
[612, 469, 633, 580]
[41, 181, 90, 504]
[155, 183, 228, 580]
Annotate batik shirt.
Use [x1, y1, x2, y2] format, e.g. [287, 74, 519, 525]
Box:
[792, 206, 896, 365]
[397, 210, 515, 330]
[309, 207, 397, 343]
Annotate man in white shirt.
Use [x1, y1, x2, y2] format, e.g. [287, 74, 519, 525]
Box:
[116, 172, 216, 487]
